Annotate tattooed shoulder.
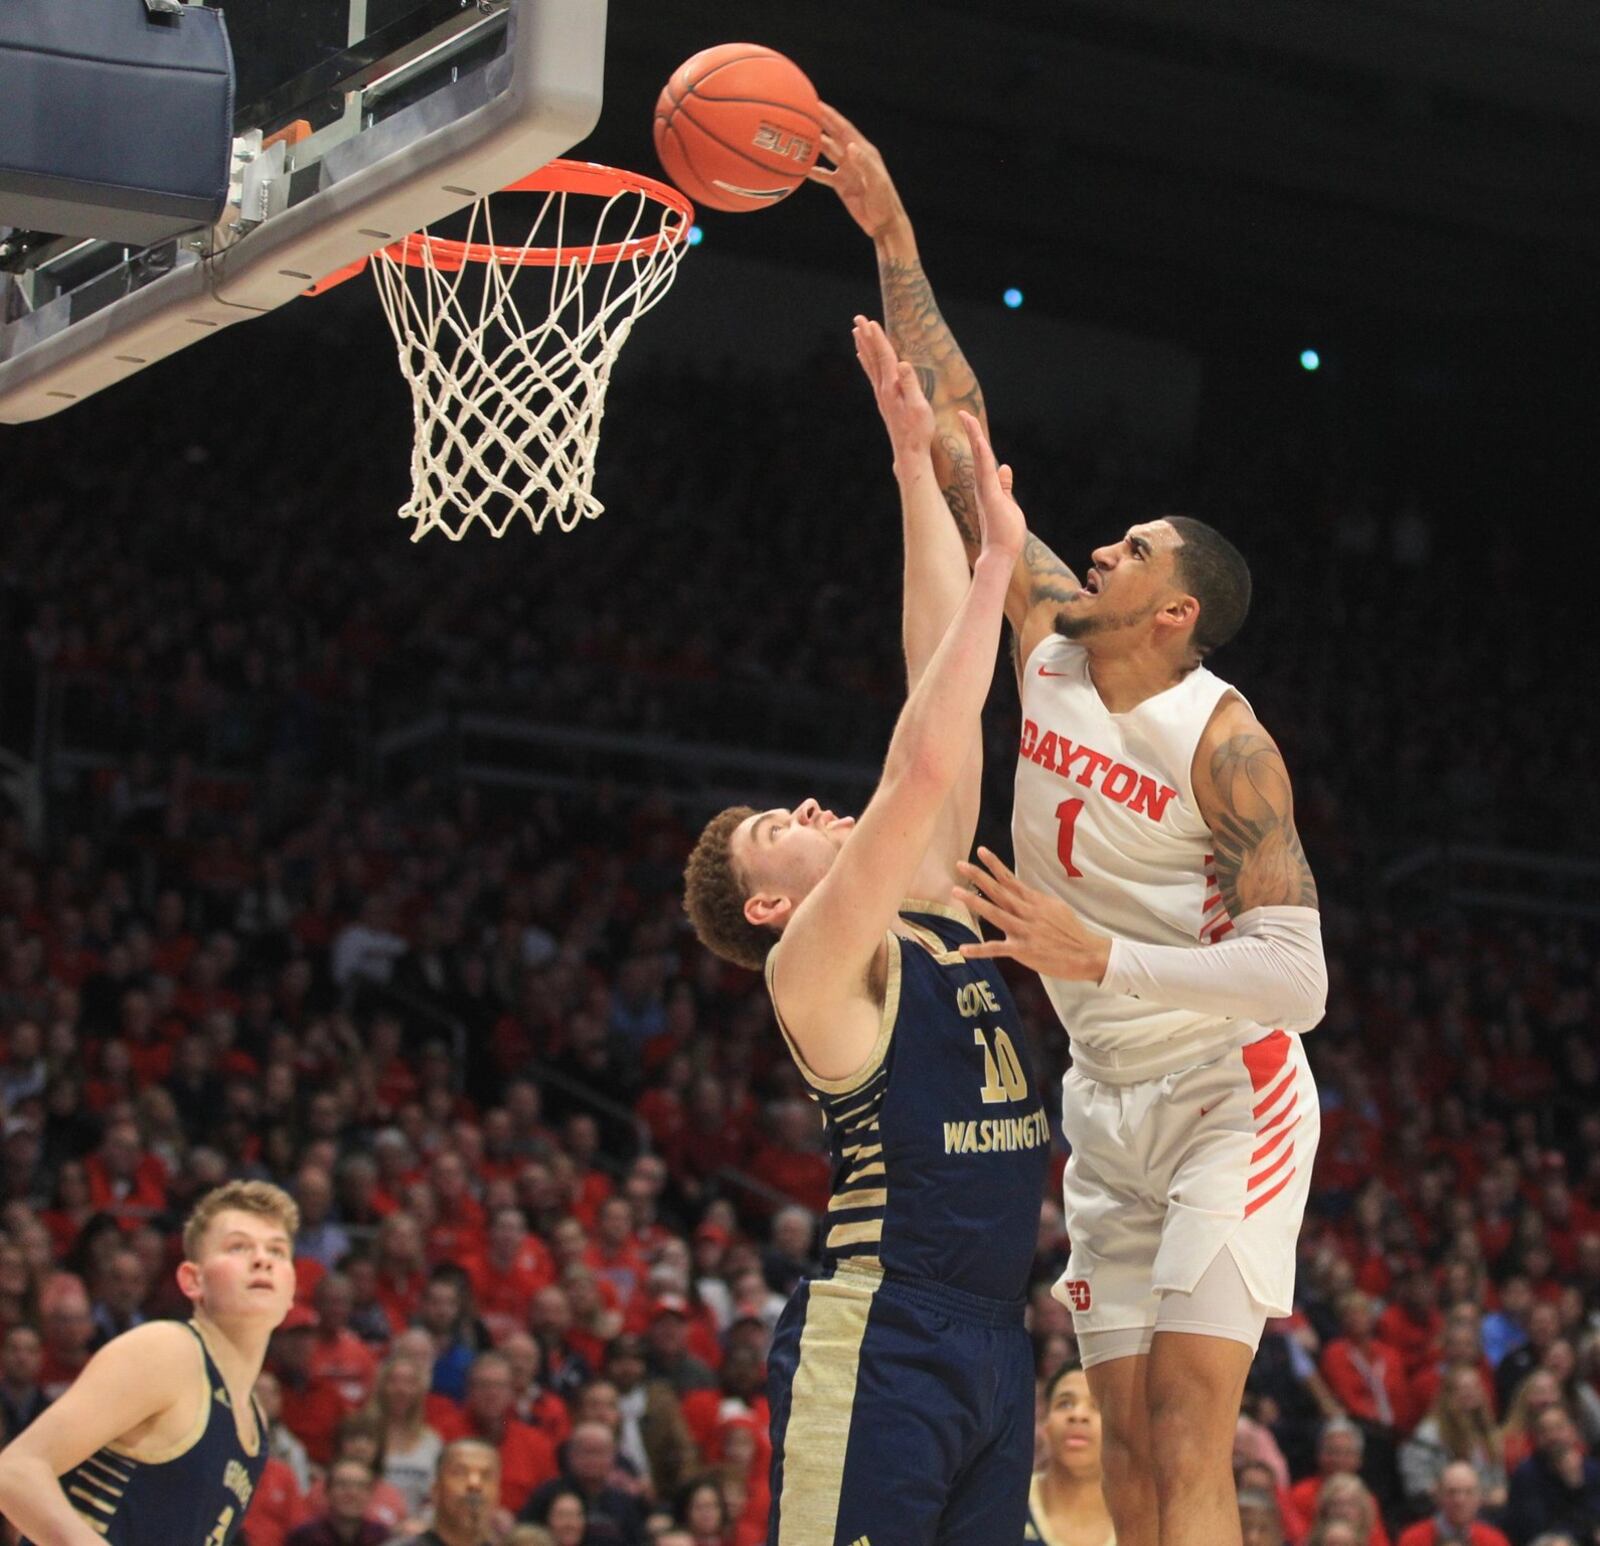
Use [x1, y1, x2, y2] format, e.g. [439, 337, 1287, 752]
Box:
[1201, 728, 1319, 915]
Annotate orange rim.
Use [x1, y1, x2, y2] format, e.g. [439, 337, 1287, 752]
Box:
[387, 158, 693, 272]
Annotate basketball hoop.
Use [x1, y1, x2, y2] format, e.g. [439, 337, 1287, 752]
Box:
[338, 160, 693, 541]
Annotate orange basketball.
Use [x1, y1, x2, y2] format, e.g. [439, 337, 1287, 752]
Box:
[653, 43, 821, 214]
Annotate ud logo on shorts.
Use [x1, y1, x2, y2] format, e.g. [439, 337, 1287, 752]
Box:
[1063, 1279, 1092, 1311]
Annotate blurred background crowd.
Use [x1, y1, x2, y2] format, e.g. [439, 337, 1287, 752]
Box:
[1, 250, 1596, 1546]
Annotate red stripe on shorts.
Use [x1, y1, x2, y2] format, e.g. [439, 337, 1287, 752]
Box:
[1244, 1166, 1297, 1217]
[1248, 1143, 1295, 1191]
[1241, 1029, 1291, 1092]
[1253, 1068, 1296, 1121]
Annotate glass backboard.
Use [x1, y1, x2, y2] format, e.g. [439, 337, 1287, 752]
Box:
[0, 0, 606, 422]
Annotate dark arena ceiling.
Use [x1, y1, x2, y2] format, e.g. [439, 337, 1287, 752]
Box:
[584, 0, 1600, 346]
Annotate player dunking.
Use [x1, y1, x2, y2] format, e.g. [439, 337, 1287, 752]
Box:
[814, 112, 1327, 1546]
[684, 319, 1048, 1544]
[0, 1180, 300, 1546]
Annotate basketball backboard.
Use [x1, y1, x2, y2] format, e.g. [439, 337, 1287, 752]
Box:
[0, 0, 605, 423]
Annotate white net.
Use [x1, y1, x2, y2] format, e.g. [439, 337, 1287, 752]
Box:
[369, 164, 691, 541]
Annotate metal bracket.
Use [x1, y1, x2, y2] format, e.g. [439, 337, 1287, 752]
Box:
[143, 0, 187, 14]
[227, 131, 292, 238]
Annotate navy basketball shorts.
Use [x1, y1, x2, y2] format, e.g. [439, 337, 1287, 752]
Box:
[766, 1263, 1034, 1546]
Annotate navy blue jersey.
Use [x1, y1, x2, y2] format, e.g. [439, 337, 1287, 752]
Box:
[29, 1322, 267, 1546]
[767, 900, 1050, 1303]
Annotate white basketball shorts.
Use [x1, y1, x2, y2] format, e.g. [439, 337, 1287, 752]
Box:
[1054, 1029, 1318, 1363]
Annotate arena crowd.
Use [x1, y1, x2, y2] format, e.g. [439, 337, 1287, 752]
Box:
[1, 327, 1595, 1546]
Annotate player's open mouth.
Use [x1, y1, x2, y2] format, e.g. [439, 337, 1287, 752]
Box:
[1083, 570, 1102, 595]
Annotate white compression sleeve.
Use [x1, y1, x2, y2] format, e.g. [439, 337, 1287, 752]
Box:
[1098, 905, 1327, 1032]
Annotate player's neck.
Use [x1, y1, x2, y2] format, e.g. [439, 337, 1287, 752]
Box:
[192, 1310, 273, 1384]
[1041, 1463, 1113, 1523]
[1085, 641, 1193, 714]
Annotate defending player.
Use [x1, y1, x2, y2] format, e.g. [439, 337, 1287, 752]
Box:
[814, 112, 1326, 1546]
[683, 319, 1049, 1545]
[0, 1180, 300, 1546]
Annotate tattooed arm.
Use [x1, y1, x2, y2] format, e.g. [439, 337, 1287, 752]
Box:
[810, 104, 1080, 669]
[1191, 696, 1320, 915]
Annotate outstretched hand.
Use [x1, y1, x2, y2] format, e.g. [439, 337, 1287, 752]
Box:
[953, 846, 1112, 983]
[957, 412, 1025, 564]
[807, 103, 907, 242]
[853, 316, 934, 461]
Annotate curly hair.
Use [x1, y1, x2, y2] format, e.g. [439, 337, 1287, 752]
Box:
[682, 806, 771, 972]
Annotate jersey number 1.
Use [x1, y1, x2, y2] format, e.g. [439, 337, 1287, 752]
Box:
[1055, 798, 1084, 878]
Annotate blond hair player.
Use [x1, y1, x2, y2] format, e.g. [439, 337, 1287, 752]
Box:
[0, 1180, 300, 1546]
[814, 110, 1326, 1546]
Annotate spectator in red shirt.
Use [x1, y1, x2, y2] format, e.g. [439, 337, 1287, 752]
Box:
[274, 1304, 354, 1466]
[468, 1206, 556, 1343]
[746, 1102, 831, 1219]
[83, 1118, 168, 1226]
[635, 1053, 690, 1152]
[583, 1197, 646, 1304]
[112, 989, 174, 1089]
[620, 1162, 676, 1260]
[425, 1149, 487, 1265]
[373, 1211, 428, 1337]
[308, 1273, 379, 1408]
[249, 1449, 307, 1546]
[664, 1075, 750, 1204]
[499, 1331, 572, 1449]
[36, 1272, 94, 1399]
[1377, 1264, 1444, 1383]
[556, 1115, 616, 1230]
[1396, 1460, 1510, 1546]
[1322, 1290, 1413, 1433]
[434, 1351, 558, 1514]
[150, 888, 198, 977]
[561, 1265, 624, 1374]
[680, 1344, 766, 1464]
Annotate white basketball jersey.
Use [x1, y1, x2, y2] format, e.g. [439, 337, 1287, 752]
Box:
[1013, 632, 1265, 1084]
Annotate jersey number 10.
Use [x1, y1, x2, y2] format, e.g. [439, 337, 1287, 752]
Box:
[974, 1027, 1029, 1104]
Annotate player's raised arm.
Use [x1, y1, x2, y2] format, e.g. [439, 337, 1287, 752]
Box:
[0, 1321, 198, 1546]
[770, 413, 1024, 1043]
[812, 106, 1082, 669]
[853, 316, 968, 687]
[853, 314, 983, 893]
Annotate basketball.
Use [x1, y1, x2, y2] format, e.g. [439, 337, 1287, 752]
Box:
[653, 44, 821, 214]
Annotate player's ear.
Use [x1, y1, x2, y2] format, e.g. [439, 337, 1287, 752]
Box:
[744, 892, 791, 931]
[175, 1258, 203, 1302]
[1159, 593, 1200, 633]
